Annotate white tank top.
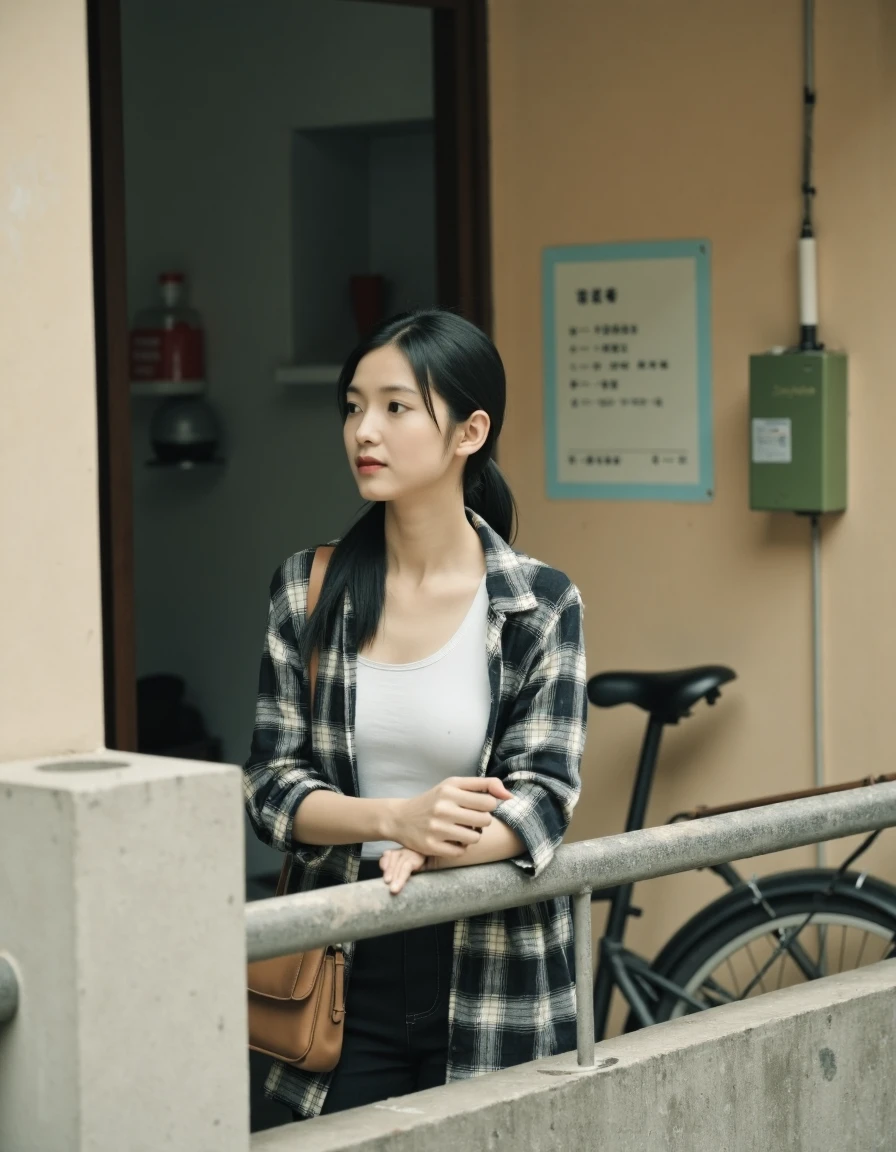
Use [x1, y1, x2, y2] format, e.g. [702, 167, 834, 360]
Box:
[355, 575, 491, 859]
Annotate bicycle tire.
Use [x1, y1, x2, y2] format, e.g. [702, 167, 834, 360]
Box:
[623, 869, 896, 1030]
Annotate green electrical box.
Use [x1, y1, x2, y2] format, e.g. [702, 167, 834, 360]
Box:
[749, 349, 847, 513]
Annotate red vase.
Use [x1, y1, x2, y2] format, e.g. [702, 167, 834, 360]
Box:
[349, 275, 386, 338]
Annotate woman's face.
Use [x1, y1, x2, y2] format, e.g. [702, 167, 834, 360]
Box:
[343, 343, 483, 503]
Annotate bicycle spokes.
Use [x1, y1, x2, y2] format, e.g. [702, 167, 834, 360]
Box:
[672, 913, 896, 1017]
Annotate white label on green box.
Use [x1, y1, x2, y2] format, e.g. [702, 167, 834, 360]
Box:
[752, 418, 792, 464]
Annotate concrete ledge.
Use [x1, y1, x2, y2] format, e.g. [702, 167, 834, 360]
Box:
[0, 749, 249, 1152]
[252, 961, 896, 1152]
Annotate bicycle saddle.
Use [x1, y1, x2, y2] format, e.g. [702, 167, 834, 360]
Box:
[587, 665, 736, 723]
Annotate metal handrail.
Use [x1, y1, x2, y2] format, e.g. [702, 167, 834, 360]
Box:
[245, 781, 896, 1067]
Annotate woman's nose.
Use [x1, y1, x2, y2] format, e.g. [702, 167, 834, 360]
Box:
[355, 411, 381, 444]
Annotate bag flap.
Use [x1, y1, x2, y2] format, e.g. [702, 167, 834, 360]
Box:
[292, 947, 327, 1000]
[247, 948, 326, 1001]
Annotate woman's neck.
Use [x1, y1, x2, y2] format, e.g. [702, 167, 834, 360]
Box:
[383, 493, 484, 585]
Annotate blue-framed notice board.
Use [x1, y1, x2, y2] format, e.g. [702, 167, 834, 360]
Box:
[542, 239, 713, 502]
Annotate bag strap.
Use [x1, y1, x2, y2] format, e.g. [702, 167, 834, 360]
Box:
[306, 545, 334, 718]
[275, 544, 335, 899]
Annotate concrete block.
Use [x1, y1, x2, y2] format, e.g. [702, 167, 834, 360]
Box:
[252, 960, 896, 1152]
[0, 750, 249, 1152]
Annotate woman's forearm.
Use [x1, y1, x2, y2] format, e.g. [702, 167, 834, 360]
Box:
[293, 789, 395, 846]
[429, 818, 524, 870]
[294, 777, 513, 856]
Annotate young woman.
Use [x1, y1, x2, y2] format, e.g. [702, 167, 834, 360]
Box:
[244, 309, 588, 1120]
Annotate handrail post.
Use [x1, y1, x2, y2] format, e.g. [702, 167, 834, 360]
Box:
[572, 890, 595, 1067]
[0, 954, 19, 1025]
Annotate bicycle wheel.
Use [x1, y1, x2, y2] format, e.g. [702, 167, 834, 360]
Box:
[626, 869, 896, 1028]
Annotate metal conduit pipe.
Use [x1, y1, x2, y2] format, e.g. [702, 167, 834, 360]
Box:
[0, 955, 19, 1026]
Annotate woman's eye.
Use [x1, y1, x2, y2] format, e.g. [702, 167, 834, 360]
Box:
[345, 403, 360, 415]
[388, 401, 407, 414]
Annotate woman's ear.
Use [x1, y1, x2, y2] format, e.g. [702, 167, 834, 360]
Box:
[455, 410, 491, 458]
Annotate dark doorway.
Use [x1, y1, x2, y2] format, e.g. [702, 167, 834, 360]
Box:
[87, 0, 492, 756]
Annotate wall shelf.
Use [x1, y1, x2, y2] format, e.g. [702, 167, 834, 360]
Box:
[131, 380, 207, 398]
[275, 364, 342, 387]
[146, 458, 226, 470]
[289, 119, 436, 368]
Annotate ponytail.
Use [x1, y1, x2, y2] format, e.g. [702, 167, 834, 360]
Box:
[464, 456, 518, 545]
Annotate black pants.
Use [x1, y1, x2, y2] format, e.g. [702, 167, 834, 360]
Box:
[299, 859, 454, 1118]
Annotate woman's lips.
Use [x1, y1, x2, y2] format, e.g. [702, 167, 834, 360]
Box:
[357, 459, 384, 474]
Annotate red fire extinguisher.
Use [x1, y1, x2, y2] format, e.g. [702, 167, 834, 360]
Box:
[129, 272, 205, 386]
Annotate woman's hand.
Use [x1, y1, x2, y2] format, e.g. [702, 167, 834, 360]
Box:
[379, 813, 526, 892]
[379, 847, 429, 894]
[383, 776, 512, 858]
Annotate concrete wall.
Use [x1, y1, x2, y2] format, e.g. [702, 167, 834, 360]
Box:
[0, 0, 105, 760]
[119, 0, 433, 874]
[488, 0, 896, 1018]
[254, 960, 896, 1152]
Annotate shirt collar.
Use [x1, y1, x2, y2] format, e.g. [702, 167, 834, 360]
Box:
[467, 508, 538, 615]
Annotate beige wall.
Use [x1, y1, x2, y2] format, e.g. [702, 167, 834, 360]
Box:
[0, 0, 105, 758]
[490, 0, 896, 1008]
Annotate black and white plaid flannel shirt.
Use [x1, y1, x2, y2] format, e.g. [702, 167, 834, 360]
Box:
[244, 511, 588, 1118]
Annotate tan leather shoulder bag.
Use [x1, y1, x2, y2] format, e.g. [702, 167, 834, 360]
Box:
[246, 545, 345, 1072]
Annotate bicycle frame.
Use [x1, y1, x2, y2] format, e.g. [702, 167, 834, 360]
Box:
[591, 713, 665, 1038]
[589, 704, 746, 1038]
[590, 697, 886, 1039]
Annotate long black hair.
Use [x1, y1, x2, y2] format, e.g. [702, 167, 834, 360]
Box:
[300, 309, 518, 659]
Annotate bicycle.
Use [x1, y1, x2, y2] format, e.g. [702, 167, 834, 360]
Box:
[587, 665, 896, 1037]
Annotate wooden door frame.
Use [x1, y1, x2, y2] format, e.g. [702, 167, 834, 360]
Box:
[88, 0, 137, 751]
[87, 0, 492, 752]
[435, 0, 493, 334]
